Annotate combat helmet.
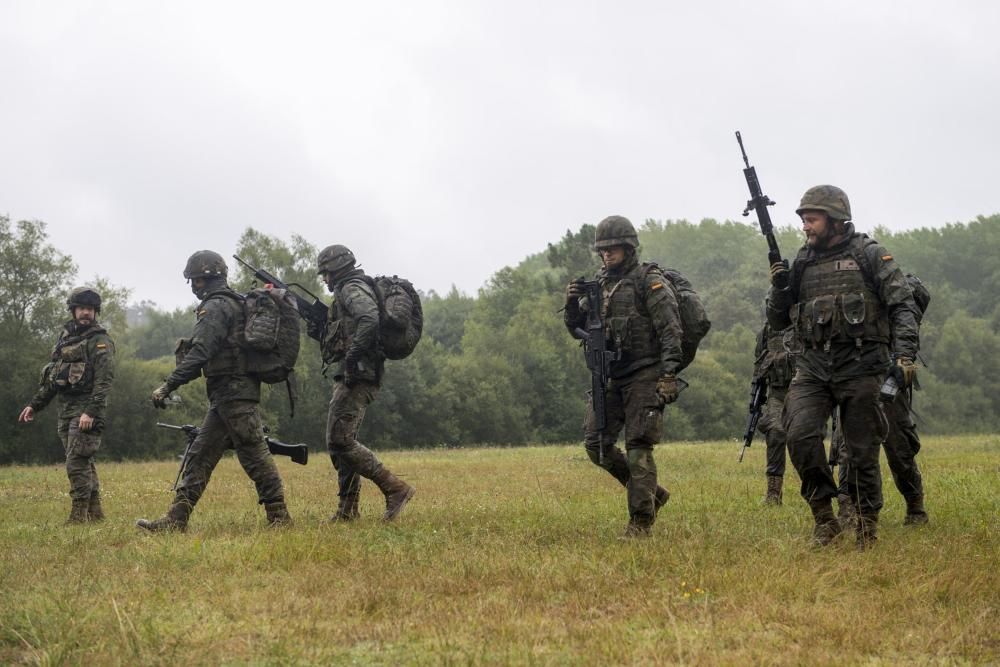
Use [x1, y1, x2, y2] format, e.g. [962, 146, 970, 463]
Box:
[317, 244, 356, 277]
[66, 286, 102, 313]
[594, 215, 639, 250]
[796, 185, 852, 221]
[183, 250, 228, 279]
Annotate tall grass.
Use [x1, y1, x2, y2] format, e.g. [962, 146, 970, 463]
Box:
[1, 435, 997, 665]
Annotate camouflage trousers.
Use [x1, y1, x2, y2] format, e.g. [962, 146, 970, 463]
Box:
[326, 380, 384, 482]
[583, 364, 663, 526]
[757, 387, 788, 478]
[836, 389, 923, 501]
[57, 414, 102, 502]
[783, 373, 885, 514]
[173, 400, 285, 510]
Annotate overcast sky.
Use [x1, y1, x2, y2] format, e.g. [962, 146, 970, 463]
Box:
[2, 1, 997, 310]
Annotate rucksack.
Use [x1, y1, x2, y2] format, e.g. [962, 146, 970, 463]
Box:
[905, 273, 930, 322]
[643, 264, 711, 372]
[370, 275, 423, 360]
[242, 286, 301, 382]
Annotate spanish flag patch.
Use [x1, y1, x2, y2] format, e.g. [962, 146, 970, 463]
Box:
[882, 255, 893, 261]
[651, 282, 664, 290]
[96, 343, 107, 349]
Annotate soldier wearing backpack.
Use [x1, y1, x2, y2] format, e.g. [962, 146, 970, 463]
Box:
[767, 186, 921, 549]
[564, 216, 708, 538]
[138, 250, 292, 532]
[316, 244, 415, 522]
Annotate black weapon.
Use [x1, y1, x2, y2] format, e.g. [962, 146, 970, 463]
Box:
[157, 422, 309, 489]
[736, 131, 787, 280]
[739, 377, 768, 463]
[232, 255, 329, 342]
[570, 279, 619, 461]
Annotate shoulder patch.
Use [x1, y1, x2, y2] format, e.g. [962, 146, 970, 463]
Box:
[96, 343, 107, 349]
[651, 282, 664, 291]
[882, 255, 893, 261]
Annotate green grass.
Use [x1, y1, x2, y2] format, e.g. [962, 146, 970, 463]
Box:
[1, 435, 997, 665]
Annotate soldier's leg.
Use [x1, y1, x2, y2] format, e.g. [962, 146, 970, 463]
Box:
[583, 380, 628, 485]
[882, 393, 927, 524]
[621, 366, 664, 532]
[760, 389, 787, 504]
[64, 416, 104, 522]
[329, 452, 361, 521]
[219, 401, 288, 524]
[327, 381, 414, 520]
[835, 376, 886, 548]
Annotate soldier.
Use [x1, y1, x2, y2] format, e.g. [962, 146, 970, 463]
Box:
[752, 323, 797, 505]
[768, 185, 920, 549]
[316, 244, 415, 522]
[563, 216, 683, 538]
[137, 251, 291, 532]
[18, 287, 115, 523]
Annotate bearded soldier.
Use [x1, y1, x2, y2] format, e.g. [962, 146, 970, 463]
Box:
[18, 287, 115, 523]
[316, 244, 415, 522]
[563, 216, 683, 538]
[767, 186, 920, 549]
[137, 251, 291, 532]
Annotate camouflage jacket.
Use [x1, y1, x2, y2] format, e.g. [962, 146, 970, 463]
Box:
[752, 324, 796, 391]
[565, 255, 684, 379]
[30, 321, 116, 422]
[767, 224, 920, 381]
[167, 288, 260, 403]
[322, 269, 385, 384]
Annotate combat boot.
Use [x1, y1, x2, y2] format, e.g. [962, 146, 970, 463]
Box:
[330, 493, 361, 522]
[837, 493, 859, 534]
[856, 513, 878, 550]
[66, 498, 89, 524]
[136, 502, 190, 533]
[654, 486, 670, 516]
[764, 476, 783, 506]
[88, 490, 105, 522]
[808, 497, 842, 547]
[372, 469, 415, 521]
[264, 501, 292, 527]
[903, 495, 929, 525]
[621, 519, 653, 539]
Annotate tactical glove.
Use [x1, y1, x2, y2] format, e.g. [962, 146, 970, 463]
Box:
[151, 384, 173, 409]
[565, 280, 584, 306]
[656, 374, 680, 406]
[769, 261, 790, 290]
[895, 357, 917, 387]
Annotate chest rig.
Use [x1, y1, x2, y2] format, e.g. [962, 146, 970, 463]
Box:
[792, 238, 890, 355]
[601, 263, 658, 368]
[47, 325, 106, 394]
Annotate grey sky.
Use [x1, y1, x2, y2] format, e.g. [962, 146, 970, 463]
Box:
[2, 1, 997, 310]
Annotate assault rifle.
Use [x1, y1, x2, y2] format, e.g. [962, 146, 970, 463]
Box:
[735, 131, 788, 285]
[570, 278, 619, 462]
[157, 422, 309, 490]
[232, 255, 329, 342]
[739, 377, 768, 463]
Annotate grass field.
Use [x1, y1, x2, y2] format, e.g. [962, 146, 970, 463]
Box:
[1, 435, 997, 665]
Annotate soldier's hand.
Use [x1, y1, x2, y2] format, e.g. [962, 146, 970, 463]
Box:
[79, 413, 94, 432]
[151, 384, 173, 409]
[565, 280, 584, 303]
[17, 406, 34, 423]
[656, 374, 680, 406]
[769, 261, 790, 290]
[895, 357, 917, 387]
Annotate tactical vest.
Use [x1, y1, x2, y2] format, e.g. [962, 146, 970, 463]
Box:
[602, 263, 658, 370]
[791, 236, 890, 351]
[201, 291, 248, 377]
[47, 325, 109, 395]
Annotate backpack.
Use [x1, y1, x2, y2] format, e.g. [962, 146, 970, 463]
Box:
[644, 264, 711, 372]
[905, 273, 930, 322]
[242, 286, 301, 382]
[370, 275, 423, 360]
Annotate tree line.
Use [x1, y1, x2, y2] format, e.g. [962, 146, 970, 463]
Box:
[2, 213, 998, 464]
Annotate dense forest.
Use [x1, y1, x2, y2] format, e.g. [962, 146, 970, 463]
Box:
[2, 213, 998, 464]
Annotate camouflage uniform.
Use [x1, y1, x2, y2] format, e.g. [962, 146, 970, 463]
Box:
[139, 252, 289, 531]
[28, 311, 115, 521]
[769, 189, 920, 547]
[318, 246, 414, 522]
[752, 324, 796, 504]
[565, 218, 684, 534]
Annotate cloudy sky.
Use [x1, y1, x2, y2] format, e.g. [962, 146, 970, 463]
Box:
[1, 1, 997, 310]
